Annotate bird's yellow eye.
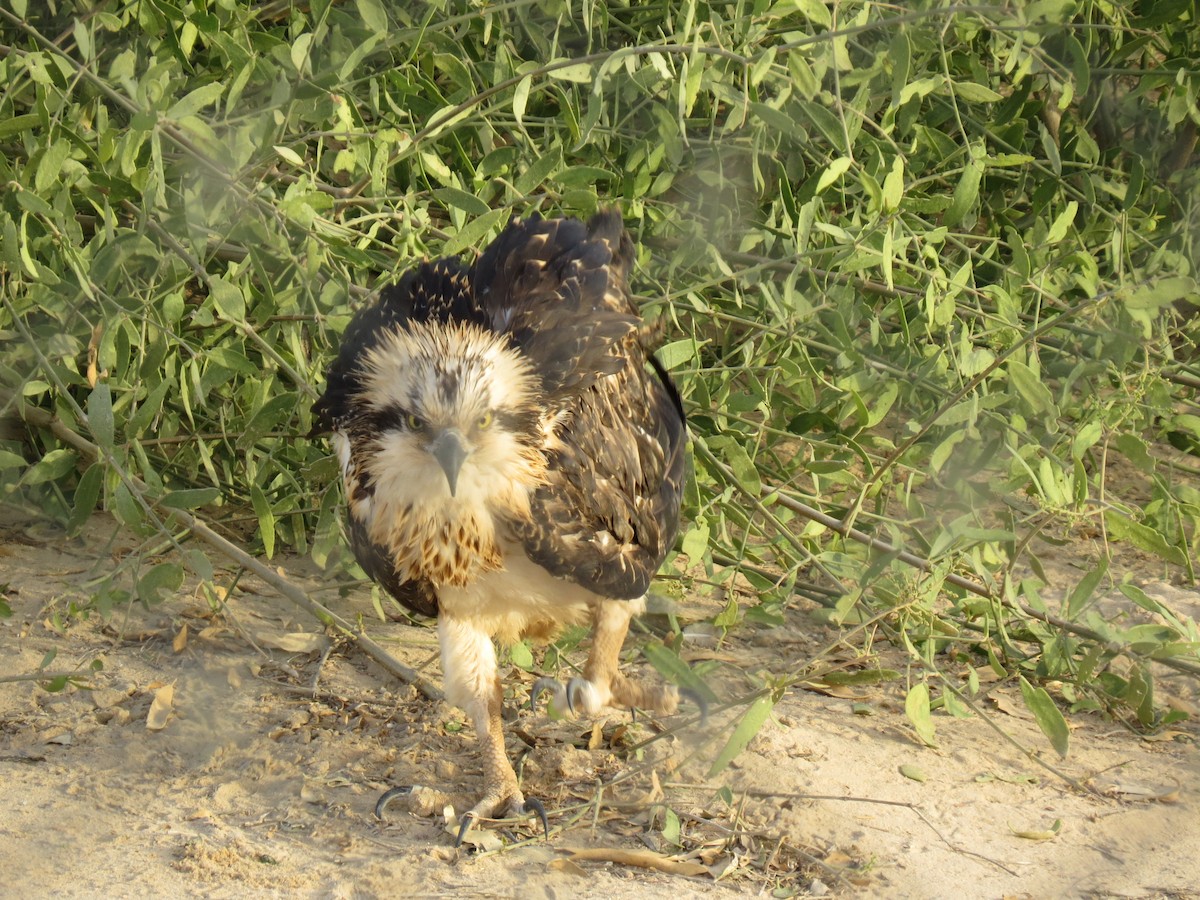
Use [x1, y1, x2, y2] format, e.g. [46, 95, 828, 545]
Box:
[405, 413, 425, 431]
[477, 411, 494, 430]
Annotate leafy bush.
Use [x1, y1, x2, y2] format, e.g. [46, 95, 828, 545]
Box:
[2, 1, 1198, 750]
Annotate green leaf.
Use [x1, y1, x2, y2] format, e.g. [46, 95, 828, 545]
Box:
[515, 146, 562, 196]
[0, 450, 27, 469]
[87, 383, 115, 450]
[722, 441, 761, 496]
[641, 642, 716, 704]
[944, 142, 985, 227]
[1045, 201, 1078, 244]
[274, 145, 306, 167]
[881, 156, 904, 211]
[442, 208, 509, 256]
[508, 640, 534, 670]
[548, 61, 594, 83]
[0, 114, 40, 139]
[209, 276, 245, 321]
[434, 187, 491, 217]
[951, 81, 1003, 103]
[1120, 276, 1196, 311]
[680, 520, 709, 560]
[112, 483, 148, 534]
[1065, 559, 1107, 619]
[1114, 433, 1154, 472]
[290, 32, 314, 73]
[904, 683, 937, 746]
[167, 82, 224, 120]
[137, 563, 185, 606]
[1018, 676, 1069, 757]
[160, 488, 220, 510]
[708, 693, 774, 777]
[816, 157, 852, 193]
[22, 449, 77, 485]
[899, 763, 927, 782]
[355, 0, 388, 34]
[251, 484, 276, 558]
[35, 139, 72, 193]
[1006, 360, 1056, 416]
[792, 0, 831, 26]
[68, 463, 104, 535]
[655, 339, 702, 370]
[1104, 511, 1187, 566]
[661, 807, 681, 846]
[512, 74, 532, 127]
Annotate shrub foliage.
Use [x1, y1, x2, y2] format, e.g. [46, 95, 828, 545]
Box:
[2, 0, 1199, 748]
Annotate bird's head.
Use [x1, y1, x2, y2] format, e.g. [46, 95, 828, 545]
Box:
[354, 321, 548, 511]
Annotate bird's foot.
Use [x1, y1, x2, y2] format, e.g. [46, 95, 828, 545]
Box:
[374, 784, 549, 847]
[529, 675, 607, 716]
[454, 789, 549, 848]
[530, 676, 708, 723]
[374, 784, 416, 819]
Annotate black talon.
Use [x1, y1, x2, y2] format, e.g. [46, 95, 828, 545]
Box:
[374, 785, 414, 819]
[529, 676, 562, 712]
[454, 811, 476, 848]
[523, 797, 550, 841]
[679, 686, 710, 725]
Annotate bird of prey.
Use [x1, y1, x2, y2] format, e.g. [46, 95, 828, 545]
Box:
[310, 211, 689, 843]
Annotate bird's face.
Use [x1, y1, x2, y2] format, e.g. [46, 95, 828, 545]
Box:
[356, 322, 546, 512]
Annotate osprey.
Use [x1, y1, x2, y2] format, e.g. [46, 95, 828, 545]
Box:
[310, 211, 688, 842]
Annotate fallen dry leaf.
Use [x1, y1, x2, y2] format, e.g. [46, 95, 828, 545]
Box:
[547, 858, 587, 877]
[1010, 818, 1062, 841]
[1097, 776, 1182, 803]
[172, 623, 188, 653]
[1142, 730, 1190, 743]
[990, 696, 1026, 718]
[146, 683, 175, 731]
[899, 763, 928, 783]
[256, 630, 330, 654]
[802, 679, 865, 699]
[707, 852, 745, 879]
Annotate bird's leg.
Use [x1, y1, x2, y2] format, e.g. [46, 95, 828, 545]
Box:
[569, 597, 680, 716]
[438, 616, 546, 843]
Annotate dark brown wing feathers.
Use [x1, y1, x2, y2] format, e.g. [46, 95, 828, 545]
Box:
[472, 211, 640, 400]
[513, 349, 686, 599]
[311, 210, 686, 612]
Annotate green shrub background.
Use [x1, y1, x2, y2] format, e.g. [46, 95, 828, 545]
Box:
[2, 0, 1198, 744]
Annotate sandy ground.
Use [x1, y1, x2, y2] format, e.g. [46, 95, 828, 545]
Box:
[1, 508, 1198, 899]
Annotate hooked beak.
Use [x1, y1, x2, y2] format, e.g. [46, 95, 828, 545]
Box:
[430, 429, 468, 496]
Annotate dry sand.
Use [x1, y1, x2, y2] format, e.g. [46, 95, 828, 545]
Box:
[1, 509, 1197, 898]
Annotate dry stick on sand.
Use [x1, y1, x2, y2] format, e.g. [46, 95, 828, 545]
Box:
[16, 403, 443, 702]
